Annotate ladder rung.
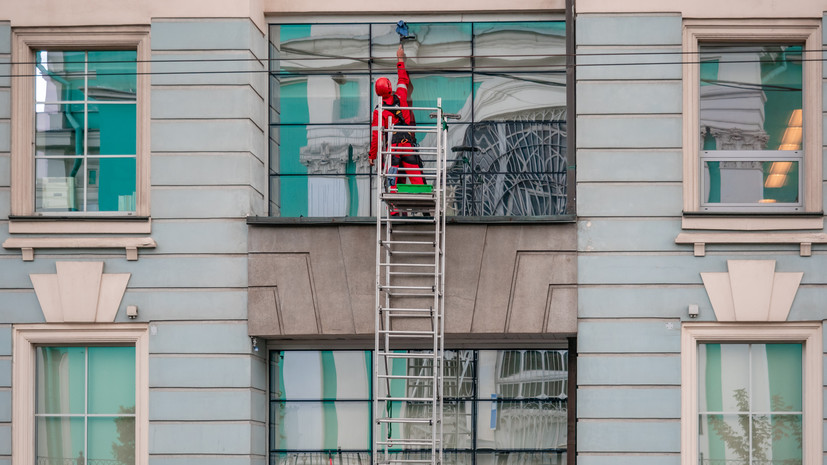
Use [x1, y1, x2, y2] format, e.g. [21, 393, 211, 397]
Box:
[379, 285, 434, 290]
[385, 251, 436, 256]
[384, 292, 438, 298]
[390, 230, 434, 235]
[378, 329, 436, 336]
[377, 460, 436, 464]
[377, 439, 439, 446]
[380, 240, 435, 246]
[388, 272, 438, 277]
[378, 374, 436, 380]
[380, 262, 436, 267]
[380, 307, 432, 312]
[376, 417, 433, 424]
[377, 352, 439, 359]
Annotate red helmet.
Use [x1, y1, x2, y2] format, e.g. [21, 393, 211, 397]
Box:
[375, 77, 393, 98]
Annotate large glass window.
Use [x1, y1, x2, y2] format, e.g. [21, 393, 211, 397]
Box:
[269, 349, 568, 465]
[698, 343, 802, 465]
[34, 50, 138, 213]
[268, 21, 568, 217]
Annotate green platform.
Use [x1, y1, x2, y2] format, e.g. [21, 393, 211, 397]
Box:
[397, 184, 433, 194]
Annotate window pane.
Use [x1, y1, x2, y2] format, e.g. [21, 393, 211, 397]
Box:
[474, 22, 566, 72]
[444, 350, 475, 399]
[36, 51, 86, 102]
[270, 401, 371, 450]
[36, 417, 85, 465]
[387, 452, 472, 465]
[92, 157, 137, 212]
[36, 104, 84, 156]
[89, 416, 135, 465]
[381, 401, 473, 449]
[751, 344, 802, 413]
[88, 347, 136, 414]
[477, 400, 567, 450]
[270, 452, 371, 465]
[372, 23, 472, 71]
[88, 103, 136, 155]
[277, 125, 370, 175]
[276, 74, 370, 124]
[405, 74, 471, 124]
[473, 73, 566, 120]
[272, 24, 370, 73]
[702, 157, 800, 205]
[476, 452, 567, 465]
[36, 347, 86, 414]
[87, 51, 137, 101]
[699, 44, 803, 152]
[752, 415, 802, 465]
[271, 351, 371, 400]
[699, 344, 751, 413]
[35, 159, 84, 212]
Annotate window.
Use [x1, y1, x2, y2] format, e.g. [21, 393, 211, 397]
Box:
[682, 21, 822, 226]
[268, 21, 568, 218]
[681, 323, 822, 465]
[13, 324, 149, 465]
[10, 27, 150, 233]
[270, 349, 569, 465]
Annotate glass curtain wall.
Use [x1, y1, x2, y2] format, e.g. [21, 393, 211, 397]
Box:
[268, 21, 567, 218]
[269, 349, 568, 465]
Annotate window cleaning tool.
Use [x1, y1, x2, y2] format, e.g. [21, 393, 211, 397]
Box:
[396, 20, 416, 43]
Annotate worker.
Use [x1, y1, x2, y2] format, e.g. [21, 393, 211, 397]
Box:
[368, 44, 424, 190]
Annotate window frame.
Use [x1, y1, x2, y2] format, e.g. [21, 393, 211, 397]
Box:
[12, 324, 149, 465]
[10, 27, 151, 234]
[681, 20, 822, 229]
[680, 322, 822, 465]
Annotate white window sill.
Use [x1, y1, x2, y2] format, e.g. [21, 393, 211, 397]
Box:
[676, 231, 827, 257]
[3, 236, 156, 261]
[681, 215, 823, 231]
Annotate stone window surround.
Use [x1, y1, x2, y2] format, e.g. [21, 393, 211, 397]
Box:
[11, 324, 150, 465]
[9, 26, 152, 234]
[680, 322, 822, 465]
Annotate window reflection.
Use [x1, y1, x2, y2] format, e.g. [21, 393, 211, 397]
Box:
[269, 21, 568, 217]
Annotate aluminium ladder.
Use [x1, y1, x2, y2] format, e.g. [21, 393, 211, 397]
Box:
[373, 98, 448, 465]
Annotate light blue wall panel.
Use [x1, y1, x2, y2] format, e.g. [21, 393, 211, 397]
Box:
[578, 387, 680, 418]
[0, 191, 9, 219]
[579, 287, 712, 320]
[577, 115, 682, 149]
[149, 219, 248, 254]
[151, 154, 263, 188]
[577, 150, 682, 182]
[579, 320, 681, 353]
[109, 256, 247, 288]
[0, 90, 9, 119]
[578, 81, 681, 115]
[122, 289, 246, 320]
[788, 288, 827, 322]
[0, 121, 9, 153]
[150, 187, 258, 219]
[150, 389, 255, 421]
[149, 422, 253, 454]
[0, 390, 8, 421]
[578, 218, 683, 251]
[578, 455, 679, 465]
[578, 420, 680, 452]
[0, 424, 8, 455]
[251, 390, 266, 422]
[151, 119, 264, 154]
[0, 291, 47, 322]
[0, 327, 9, 356]
[0, 22, 9, 54]
[0, 58, 10, 88]
[251, 353, 267, 391]
[149, 355, 253, 388]
[149, 321, 250, 354]
[0, 360, 9, 387]
[577, 183, 682, 217]
[579, 255, 710, 285]
[577, 47, 682, 81]
[152, 87, 265, 129]
[151, 51, 265, 92]
[577, 15, 681, 46]
[578, 355, 680, 385]
[0, 155, 9, 186]
[151, 20, 264, 54]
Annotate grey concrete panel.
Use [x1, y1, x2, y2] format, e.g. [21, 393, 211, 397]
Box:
[577, 420, 680, 452]
[150, 186, 258, 219]
[152, 86, 265, 130]
[577, 455, 679, 465]
[579, 320, 681, 354]
[577, 15, 681, 46]
[579, 286, 713, 320]
[507, 253, 576, 334]
[150, 389, 256, 421]
[578, 387, 680, 419]
[577, 115, 682, 149]
[577, 47, 682, 81]
[578, 218, 683, 252]
[0, 155, 9, 186]
[248, 287, 281, 335]
[149, 422, 253, 454]
[149, 321, 250, 354]
[443, 225, 486, 333]
[151, 119, 264, 155]
[150, 219, 248, 254]
[149, 355, 253, 388]
[577, 150, 682, 182]
[122, 289, 246, 321]
[151, 153, 264, 188]
[151, 19, 263, 52]
[578, 355, 680, 385]
[151, 51, 265, 93]
[0, 327, 8, 355]
[0, 360, 8, 387]
[248, 253, 320, 335]
[579, 254, 709, 285]
[337, 226, 385, 334]
[577, 81, 681, 115]
[0, 390, 8, 422]
[577, 183, 682, 217]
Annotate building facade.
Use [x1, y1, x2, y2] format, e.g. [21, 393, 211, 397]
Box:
[0, 1, 825, 465]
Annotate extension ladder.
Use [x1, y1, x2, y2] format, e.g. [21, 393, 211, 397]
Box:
[373, 98, 448, 465]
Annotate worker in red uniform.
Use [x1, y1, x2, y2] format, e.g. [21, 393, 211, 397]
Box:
[369, 44, 424, 189]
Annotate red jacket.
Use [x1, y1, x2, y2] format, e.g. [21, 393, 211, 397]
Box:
[369, 60, 413, 161]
